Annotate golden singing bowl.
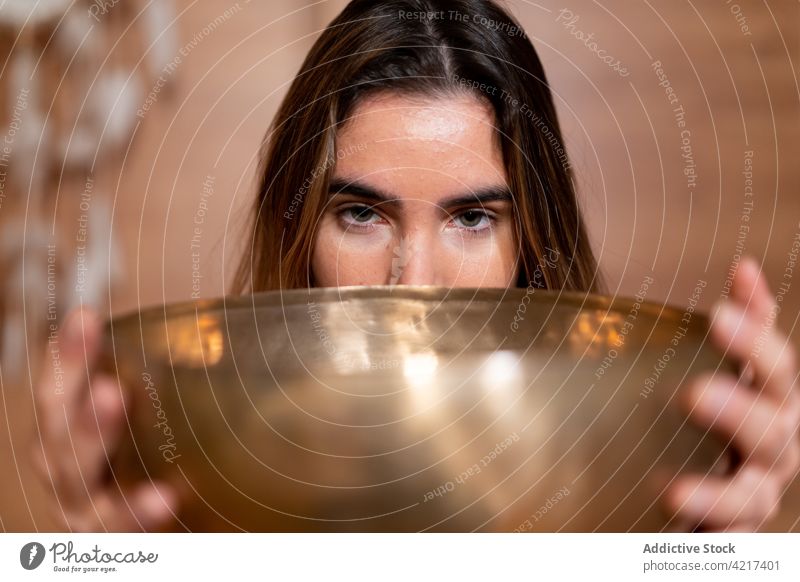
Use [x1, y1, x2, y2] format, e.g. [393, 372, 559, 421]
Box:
[99, 286, 734, 532]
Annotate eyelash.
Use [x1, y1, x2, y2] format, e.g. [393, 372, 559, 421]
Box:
[336, 204, 496, 236]
[451, 209, 494, 235]
[337, 205, 383, 233]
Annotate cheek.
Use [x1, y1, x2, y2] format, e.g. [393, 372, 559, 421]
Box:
[443, 224, 518, 287]
[311, 219, 394, 287]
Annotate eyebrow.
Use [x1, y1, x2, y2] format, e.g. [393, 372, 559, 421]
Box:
[328, 178, 512, 210]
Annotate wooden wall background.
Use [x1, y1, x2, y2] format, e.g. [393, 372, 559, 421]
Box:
[1, 0, 797, 531]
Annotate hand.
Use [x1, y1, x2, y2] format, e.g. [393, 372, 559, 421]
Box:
[665, 256, 800, 531]
[31, 305, 178, 531]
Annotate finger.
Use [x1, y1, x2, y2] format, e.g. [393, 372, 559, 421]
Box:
[710, 301, 798, 401]
[58, 374, 127, 501]
[32, 306, 103, 498]
[726, 257, 779, 387]
[683, 372, 800, 471]
[724, 524, 759, 532]
[664, 466, 780, 530]
[36, 306, 103, 456]
[38, 305, 103, 419]
[61, 481, 178, 533]
[730, 257, 775, 322]
[706, 522, 760, 533]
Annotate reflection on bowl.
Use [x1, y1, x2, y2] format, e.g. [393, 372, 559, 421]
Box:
[99, 286, 732, 532]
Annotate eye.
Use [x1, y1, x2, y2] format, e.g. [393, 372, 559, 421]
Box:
[337, 204, 382, 230]
[348, 205, 377, 223]
[453, 209, 492, 231]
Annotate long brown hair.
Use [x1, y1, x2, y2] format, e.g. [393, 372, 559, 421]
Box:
[231, 0, 603, 294]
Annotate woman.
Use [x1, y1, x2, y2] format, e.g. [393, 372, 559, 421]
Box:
[34, 0, 799, 532]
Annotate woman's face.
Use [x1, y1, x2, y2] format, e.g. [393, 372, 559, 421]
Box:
[311, 92, 518, 288]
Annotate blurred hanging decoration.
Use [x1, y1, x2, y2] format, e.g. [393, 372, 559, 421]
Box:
[0, 0, 178, 380]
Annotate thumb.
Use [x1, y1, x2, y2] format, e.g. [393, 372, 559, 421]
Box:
[44, 305, 103, 408]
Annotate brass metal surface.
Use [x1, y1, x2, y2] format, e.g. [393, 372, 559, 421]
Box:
[100, 286, 734, 531]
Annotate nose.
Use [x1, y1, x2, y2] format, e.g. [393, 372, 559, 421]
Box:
[391, 232, 441, 286]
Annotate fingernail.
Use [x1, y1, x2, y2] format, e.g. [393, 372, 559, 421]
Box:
[742, 257, 760, 279]
[63, 308, 84, 344]
[683, 486, 713, 519]
[93, 377, 121, 427]
[136, 483, 176, 530]
[697, 383, 732, 417]
[713, 302, 743, 336]
[64, 307, 98, 345]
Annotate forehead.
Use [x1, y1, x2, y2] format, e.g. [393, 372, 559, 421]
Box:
[333, 92, 507, 195]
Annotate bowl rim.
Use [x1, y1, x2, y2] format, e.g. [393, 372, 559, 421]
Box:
[104, 285, 702, 331]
